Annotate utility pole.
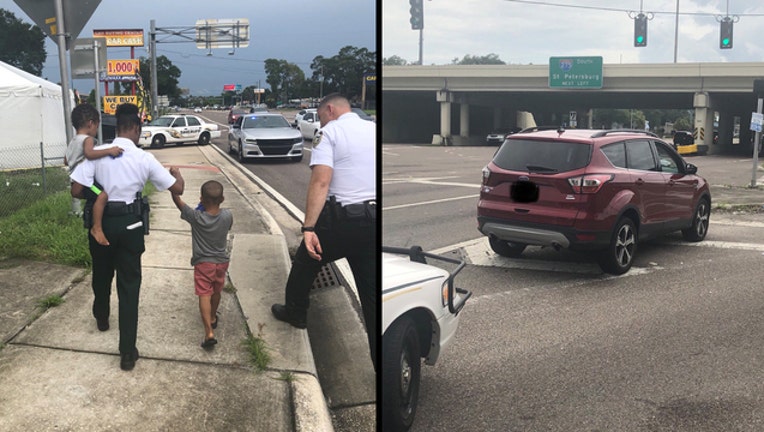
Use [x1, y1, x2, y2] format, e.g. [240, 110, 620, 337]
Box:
[150, 19, 159, 121]
[673, 0, 679, 63]
[54, 0, 73, 143]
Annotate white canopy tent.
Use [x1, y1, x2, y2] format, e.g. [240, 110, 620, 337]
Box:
[0, 60, 73, 170]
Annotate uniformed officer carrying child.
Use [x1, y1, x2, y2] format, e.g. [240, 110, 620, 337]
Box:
[70, 103, 185, 371]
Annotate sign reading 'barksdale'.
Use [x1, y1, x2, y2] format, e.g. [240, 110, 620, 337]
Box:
[549, 56, 603, 89]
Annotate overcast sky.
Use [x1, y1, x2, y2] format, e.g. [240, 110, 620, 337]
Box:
[383, 0, 764, 66]
[3, 0, 376, 96]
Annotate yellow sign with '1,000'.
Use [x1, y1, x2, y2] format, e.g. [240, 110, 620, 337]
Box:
[102, 95, 137, 115]
[107, 59, 140, 76]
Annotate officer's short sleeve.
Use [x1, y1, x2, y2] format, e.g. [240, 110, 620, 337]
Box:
[310, 129, 334, 168]
[70, 159, 95, 187]
[145, 153, 177, 191]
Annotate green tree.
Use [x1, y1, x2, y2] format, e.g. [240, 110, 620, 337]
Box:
[383, 55, 409, 66]
[309, 45, 376, 101]
[451, 53, 505, 65]
[0, 9, 46, 76]
[264, 59, 305, 104]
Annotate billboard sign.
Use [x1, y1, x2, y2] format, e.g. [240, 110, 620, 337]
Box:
[93, 29, 144, 47]
[103, 95, 138, 114]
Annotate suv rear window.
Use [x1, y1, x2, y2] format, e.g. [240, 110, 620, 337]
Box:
[493, 139, 591, 173]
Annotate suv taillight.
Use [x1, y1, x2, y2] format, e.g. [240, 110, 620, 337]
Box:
[568, 174, 613, 194]
[482, 166, 491, 183]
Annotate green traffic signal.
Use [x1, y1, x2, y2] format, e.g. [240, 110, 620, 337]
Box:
[634, 14, 647, 47]
[720, 19, 733, 49]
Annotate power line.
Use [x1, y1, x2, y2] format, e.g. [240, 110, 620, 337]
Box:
[501, 0, 764, 17]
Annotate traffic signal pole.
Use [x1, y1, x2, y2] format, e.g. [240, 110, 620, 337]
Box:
[418, 28, 423, 65]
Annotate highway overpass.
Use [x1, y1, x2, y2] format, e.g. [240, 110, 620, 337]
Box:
[381, 62, 764, 155]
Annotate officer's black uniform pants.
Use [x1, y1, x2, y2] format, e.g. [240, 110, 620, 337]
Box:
[284, 210, 377, 369]
[89, 213, 145, 355]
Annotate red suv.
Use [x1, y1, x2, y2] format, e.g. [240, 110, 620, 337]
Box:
[477, 128, 711, 275]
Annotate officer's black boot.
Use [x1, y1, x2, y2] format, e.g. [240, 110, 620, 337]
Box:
[271, 304, 307, 329]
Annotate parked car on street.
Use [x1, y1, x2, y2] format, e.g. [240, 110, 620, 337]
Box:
[297, 110, 322, 140]
[293, 108, 316, 128]
[228, 113, 304, 162]
[486, 127, 521, 145]
[477, 128, 711, 274]
[139, 114, 221, 148]
[382, 246, 471, 432]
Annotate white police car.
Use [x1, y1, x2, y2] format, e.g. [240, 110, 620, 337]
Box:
[382, 246, 471, 431]
[139, 114, 221, 148]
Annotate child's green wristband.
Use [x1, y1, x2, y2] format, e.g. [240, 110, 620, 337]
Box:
[90, 185, 102, 195]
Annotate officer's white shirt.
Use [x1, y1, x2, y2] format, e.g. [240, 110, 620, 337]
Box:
[310, 112, 376, 205]
[70, 137, 177, 203]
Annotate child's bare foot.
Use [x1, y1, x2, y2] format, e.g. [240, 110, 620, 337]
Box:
[90, 227, 109, 246]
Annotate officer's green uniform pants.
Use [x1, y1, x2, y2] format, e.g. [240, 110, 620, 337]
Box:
[89, 213, 145, 355]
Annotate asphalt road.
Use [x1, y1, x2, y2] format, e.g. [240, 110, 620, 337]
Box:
[196, 109, 313, 213]
[383, 143, 764, 431]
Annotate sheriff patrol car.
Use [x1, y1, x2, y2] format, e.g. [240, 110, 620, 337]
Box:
[382, 246, 471, 431]
[139, 114, 221, 148]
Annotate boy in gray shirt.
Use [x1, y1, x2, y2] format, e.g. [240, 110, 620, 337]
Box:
[170, 168, 233, 349]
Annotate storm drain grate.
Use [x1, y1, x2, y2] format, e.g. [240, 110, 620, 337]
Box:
[312, 264, 340, 290]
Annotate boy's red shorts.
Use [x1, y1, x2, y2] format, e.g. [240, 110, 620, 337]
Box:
[194, 262, 229, 296]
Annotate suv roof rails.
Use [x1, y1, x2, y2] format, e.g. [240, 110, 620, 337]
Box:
[519, 125, 564, 133]
[590, 129, 658, 138]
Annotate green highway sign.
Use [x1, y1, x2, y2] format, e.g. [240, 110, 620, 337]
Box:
[549, 56, 603, 89]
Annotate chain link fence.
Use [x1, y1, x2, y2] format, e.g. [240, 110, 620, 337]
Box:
[0, 143, 69, 218]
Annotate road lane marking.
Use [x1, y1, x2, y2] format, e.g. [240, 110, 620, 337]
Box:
[383, 176, 479, 189]
[383, 194, 479, 211]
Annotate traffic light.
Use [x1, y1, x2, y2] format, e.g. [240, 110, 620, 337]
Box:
[409, 0, 423, 30]
[634, 14, 647, 47]
[720, 18, 733, 49]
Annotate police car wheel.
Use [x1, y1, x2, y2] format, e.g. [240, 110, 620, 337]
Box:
[383, 316, 421, 431]
[237, 143, 246, 162]
[198, 132, 210, 145]
[151, 135, 165, 149]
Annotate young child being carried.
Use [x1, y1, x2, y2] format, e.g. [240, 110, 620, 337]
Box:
[64, 103, 123, 245]
[169, 168, 233, 349]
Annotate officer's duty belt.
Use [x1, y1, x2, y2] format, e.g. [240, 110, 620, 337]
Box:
[104, 201, 138, 216]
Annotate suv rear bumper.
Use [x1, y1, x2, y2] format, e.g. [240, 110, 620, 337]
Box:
[478, 216, 611, 251]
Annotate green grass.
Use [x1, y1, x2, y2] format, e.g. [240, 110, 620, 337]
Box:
[275, 371, 296, 383]
[223, 282, 237, 293]
[0, 179, 159, 268]
[242, 334, 271, 373]
[0, 167, 70, 218]
[36, 295, 65, 309]
[0, 192, 91, 267]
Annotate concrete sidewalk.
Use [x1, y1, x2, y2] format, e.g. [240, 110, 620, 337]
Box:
[0, 144, 334, 431]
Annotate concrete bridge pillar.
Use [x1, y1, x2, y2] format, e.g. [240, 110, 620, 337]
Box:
[693, 92, 714, 148]
[435, 90, 452, 145]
